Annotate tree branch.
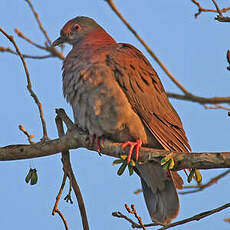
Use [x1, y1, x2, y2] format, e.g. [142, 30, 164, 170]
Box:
[0, 110, 230, 170]
[55, 115, 89, 230]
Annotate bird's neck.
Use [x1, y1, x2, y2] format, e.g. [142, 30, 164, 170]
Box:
[73, 27, 116, 50]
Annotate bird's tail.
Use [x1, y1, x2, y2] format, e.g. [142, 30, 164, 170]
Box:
[135, 162, 180, 224]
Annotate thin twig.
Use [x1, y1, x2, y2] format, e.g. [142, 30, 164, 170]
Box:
[55, 115, 90, 230]
[125, 204, 147, 230]
[52, 174, 67, 215]
[167, 92, 230, 105]
[105, 0, 191, 95]
[55, 108, 74, 130]
[112, 211, 141, 228]
[134, 189, 142, 195]
[52, 174, 69, 230]
[64, 180, 73, 204]
[55, 208, 69, 230]
[112, 210, 159, 229]
[192, 0, 216, 17]
[22, 0, 65, 60]
[0, 27, 49, 141]
[0, 46, 52, 59]
[105, 0, 230, 109]
[119, 202, 230, 229]
[191, 0, 230, 18]
[25, 0, 52, 46]
[210, 0, 230, 22]
[14, 28, 47, 50]
[18, 125, 35, 144]
[158, 202, 230, 230]
[14, 27, 65, 59]
[180, 169, 230, 194]
[203, 104, 230, 111]
[211, 0, 223, 16]
[224, 218, 230, 223]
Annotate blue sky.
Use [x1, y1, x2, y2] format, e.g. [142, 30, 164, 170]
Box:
[0, 0, 230, 229]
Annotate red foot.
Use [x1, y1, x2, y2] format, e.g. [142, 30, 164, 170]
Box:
[86, 135, 104, 155]
[96, 136, 104, 153]
[121, 139, 142, 163]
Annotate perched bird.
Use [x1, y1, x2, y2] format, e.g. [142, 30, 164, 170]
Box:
[53, 16, 191, 224]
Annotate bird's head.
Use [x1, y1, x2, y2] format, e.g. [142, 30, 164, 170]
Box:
[52, 16, 102, 46]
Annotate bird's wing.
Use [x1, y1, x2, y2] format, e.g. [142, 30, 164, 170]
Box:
[106, 43, 191, 152]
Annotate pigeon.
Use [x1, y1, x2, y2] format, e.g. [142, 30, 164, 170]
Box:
[53, 16, 191, 224]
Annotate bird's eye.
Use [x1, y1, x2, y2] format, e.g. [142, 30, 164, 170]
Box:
[73, 24, 80, 31]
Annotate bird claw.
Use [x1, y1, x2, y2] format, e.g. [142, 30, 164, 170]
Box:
[121, 139, 142, 163]
[161, 153, 175, 170]
[95, 136, 104, 154]
[85, 135, 104, 155]
[114, 139, 142, 176]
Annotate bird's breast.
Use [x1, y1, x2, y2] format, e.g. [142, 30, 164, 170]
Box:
[62, 62, 149, 143]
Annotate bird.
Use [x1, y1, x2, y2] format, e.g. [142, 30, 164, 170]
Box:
[52, 16, 191, 224]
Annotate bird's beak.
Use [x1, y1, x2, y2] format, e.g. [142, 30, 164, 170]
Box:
[52, 36, 66, 46]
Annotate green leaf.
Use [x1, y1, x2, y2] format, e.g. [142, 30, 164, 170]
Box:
[112, 159, 124, 166]
[120, 154, 127, 160]
[25, 168, 33, 183]
[162, 159, 172, 170]
[30, 169, 38, 185]
[195, 169, 202, 184]
[168, 158, 175, 169]
[160, 155, 171, 165]
[117, 162, 127, 176]
[130, 160, 135, 167]
[187, 169, 195, 183]
[128, 164, 134, 176]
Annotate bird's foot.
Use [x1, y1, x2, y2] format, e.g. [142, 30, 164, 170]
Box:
[85, 135, 104, 155]
[113, 139, 142, 176]
[187, 169, 202, 184]
[160, 153, 175, 170]
[112, 139, 142, 176]
[95, 136, 104, 153]
[121, 139, 142, 163]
